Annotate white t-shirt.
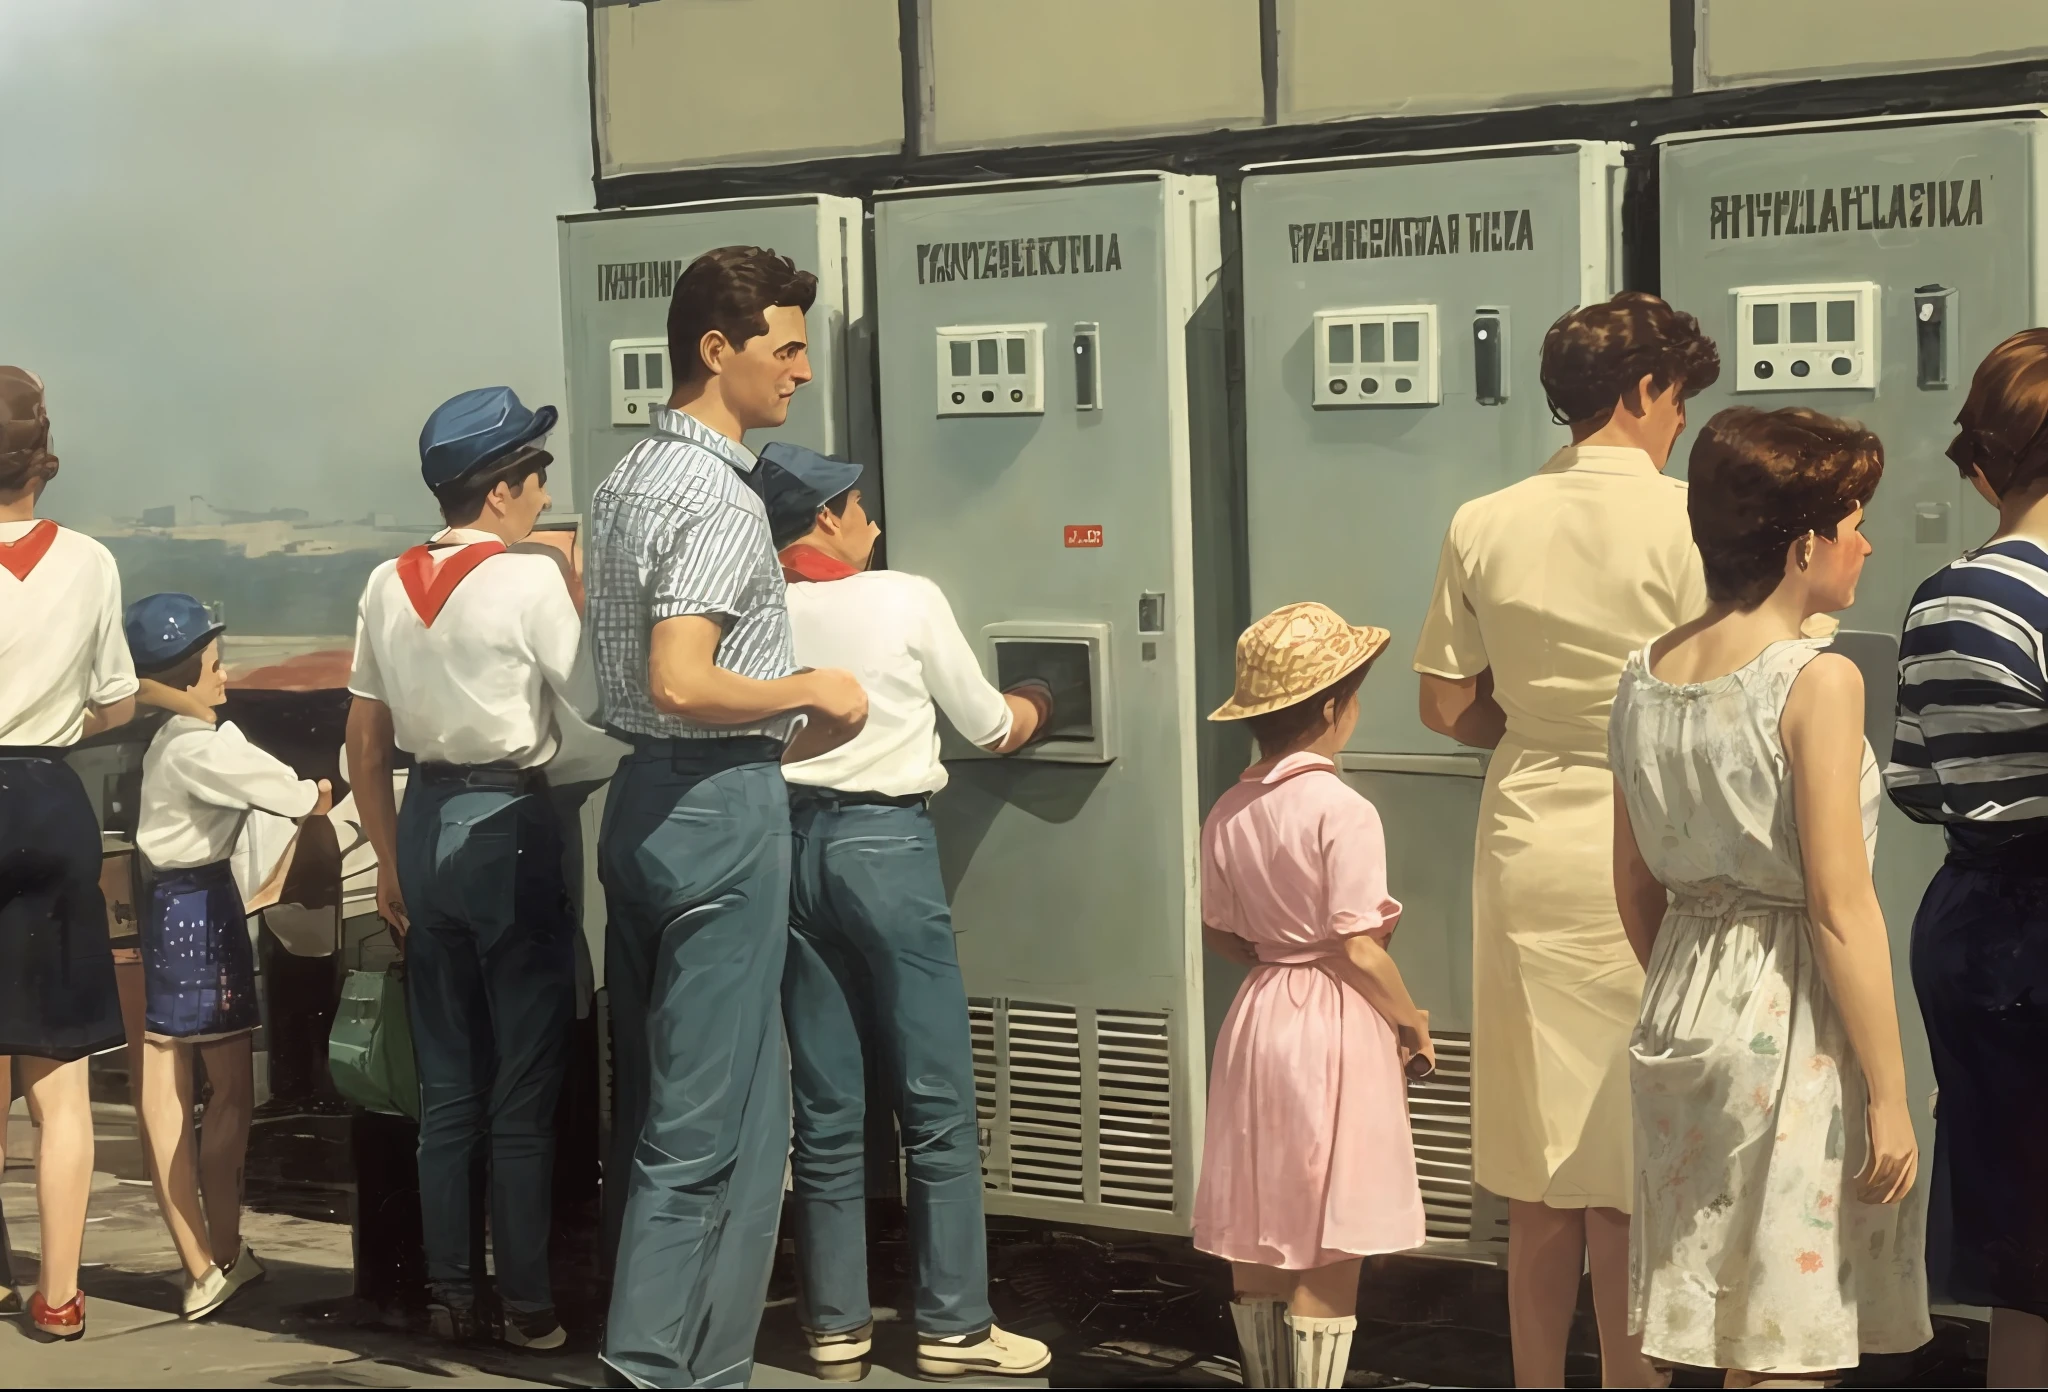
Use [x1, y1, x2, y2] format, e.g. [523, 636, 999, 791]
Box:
[348, 529, 607, 769]
[783, 569, 1012, 797]
[0, 519, 138, 746]
[136, 714, 319, 872]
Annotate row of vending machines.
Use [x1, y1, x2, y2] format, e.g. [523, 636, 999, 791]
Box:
[555, 108, 2048, 1249]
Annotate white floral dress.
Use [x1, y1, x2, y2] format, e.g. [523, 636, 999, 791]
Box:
[1608, 638, 1930, 1373]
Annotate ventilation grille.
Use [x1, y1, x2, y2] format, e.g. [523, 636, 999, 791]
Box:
[1095, 1008, 1176, 1212]
[1407, 1029, 1475, 1241]
[1005, 1000, 1085, 1202]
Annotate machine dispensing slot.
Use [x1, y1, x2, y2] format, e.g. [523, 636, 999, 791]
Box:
[1473, 308, 1508, 406]
[981, 621, 1116, 764]
[1074, 322, 1101, 410]
[1915, 285, 1953, 390]
[995, 642, 1095, 744]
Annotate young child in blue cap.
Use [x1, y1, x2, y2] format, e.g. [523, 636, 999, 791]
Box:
[126, 591, 331, 1322]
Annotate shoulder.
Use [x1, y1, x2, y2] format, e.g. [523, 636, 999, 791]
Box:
[51, 526, 121, 580]
[1786, 648, 1864, 714]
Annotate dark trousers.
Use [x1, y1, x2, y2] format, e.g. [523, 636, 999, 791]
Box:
[395, 772, 575, 1315]
[784, 794, 993, 1339]
[599, 740, 793, 1390]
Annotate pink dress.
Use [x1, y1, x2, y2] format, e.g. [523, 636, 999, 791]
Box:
[1192, 751, 1427, 1269]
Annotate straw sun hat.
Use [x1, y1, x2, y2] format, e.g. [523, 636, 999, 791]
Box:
[1209, 601, 1391, 722]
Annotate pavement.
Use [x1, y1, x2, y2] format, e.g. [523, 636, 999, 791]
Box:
[0, 1099, 1991, 1388]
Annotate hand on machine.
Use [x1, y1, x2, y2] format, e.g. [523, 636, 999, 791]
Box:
[998, 677, 1056, 753]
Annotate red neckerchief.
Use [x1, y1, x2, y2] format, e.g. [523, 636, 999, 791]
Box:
[396, 539, 506, 625]
[779, 544, 860, 584]
[0, 518, 57, 581]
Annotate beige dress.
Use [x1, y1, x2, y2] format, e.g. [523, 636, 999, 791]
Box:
[1413, 445, 1705, 1210]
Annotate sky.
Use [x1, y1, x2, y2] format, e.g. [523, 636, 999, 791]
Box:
[0, 0, 594, 529]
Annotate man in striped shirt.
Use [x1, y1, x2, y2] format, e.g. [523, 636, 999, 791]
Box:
[588, 246, 867, 1390]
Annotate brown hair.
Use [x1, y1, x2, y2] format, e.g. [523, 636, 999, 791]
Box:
[1947, 328, 2048, 498]
[1245, 661, 1373, 755]
[667, 246, 819, 385]
[1688, 406, 1884, 608]
[434, 447, 549, 527]
[1539, 292, 1722, 428]
[145, 648, 208, 690]
[0, 367, 58, 494]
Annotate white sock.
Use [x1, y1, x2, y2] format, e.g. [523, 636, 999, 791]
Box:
[1230, 1297, 1287, 1389]
[1285, 1311, 1357, 1389]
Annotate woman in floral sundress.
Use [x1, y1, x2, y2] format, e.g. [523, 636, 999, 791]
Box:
[1608, 406, 1930, 1385]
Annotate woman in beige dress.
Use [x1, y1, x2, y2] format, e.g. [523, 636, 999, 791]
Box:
[1413, 293, 1720, 1387]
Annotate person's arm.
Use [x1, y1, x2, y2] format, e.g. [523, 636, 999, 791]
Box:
[1782, 652, 1916, 1205]
[649, 616, 866, 744]
[1613, 776, 1666, 968]
[82, 696, 136, 738]
[344, 696, 407, 935]
[85, 559, 139, 737]
[1327, 936, 1434, 1075]
[1418, 668, 1507, 749]
[905, 577, 1041, 753]
[1202, 924, 1258, 967]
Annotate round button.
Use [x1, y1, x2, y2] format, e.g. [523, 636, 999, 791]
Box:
[1831, 357, 1853, 376]
[1329, 379, 1347, 395]
[1790, 360, 1811, 378]
[1361, 378, 1379, 395]
[951, 391, 965, 405]
[1755, 361, 1774, 379]
[628, 402, 638, 414]
[1395, 377, 1413, 393]
[981, 389, 995, 403]
[1010, 389, 1024, 403]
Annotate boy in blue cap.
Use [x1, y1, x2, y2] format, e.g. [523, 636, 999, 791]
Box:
[754, 441, 1056, 1380]
[344, 386, 602, 1349]
[126, 593, 332, 1322]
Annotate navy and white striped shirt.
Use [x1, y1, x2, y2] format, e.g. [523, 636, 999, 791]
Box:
[587, 406, 798, 741]
[1887, 538, 2048, 851]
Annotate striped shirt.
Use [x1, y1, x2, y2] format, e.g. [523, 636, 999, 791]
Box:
[586, 406, 798, 741]
[1887, 538, 2048, 852]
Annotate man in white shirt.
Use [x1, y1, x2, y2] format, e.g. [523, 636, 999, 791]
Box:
[753, 441, 1056, 1381]
[344, 386, 589, 1351]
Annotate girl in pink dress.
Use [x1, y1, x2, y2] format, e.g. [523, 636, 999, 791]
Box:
[1195, 602, 1435, 1389]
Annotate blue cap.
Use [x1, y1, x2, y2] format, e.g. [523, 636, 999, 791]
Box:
[754, 442, 865, 549]
[125, 592, 224, 676]
[418, 387, 558, 490]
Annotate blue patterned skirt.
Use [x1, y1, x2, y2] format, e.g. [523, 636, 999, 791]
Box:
[141, 859, 259, 1040]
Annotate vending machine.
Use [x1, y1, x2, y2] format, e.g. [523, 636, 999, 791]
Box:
[872, 172, 1237, 1235]
[1238, 141, 1628, 1246]
[1659, 108, 2048, 1168]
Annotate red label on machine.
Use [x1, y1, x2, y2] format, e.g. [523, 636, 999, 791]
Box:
[1063, 525, 1104, 549]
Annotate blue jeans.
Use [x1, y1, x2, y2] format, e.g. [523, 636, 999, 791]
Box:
[784, 793, 993, 1339]
[599, 740, 793, 1390]
[395, 771, 575, 1316]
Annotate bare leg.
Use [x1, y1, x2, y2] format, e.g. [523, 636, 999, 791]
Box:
[1510, 1199, 1586, 1388]
[1231, 1261, 1293, 1300]
[1290, 1258, 1364, 1318]
[112, 958, 148, 1116]
[140, 1039, 212, 1280]
[1989, 1308, 2048, 1389]
[1723, 1369, 1835, 1388]
[1585, 1206, 1663, 1387]
[20, 1056, 96, 1306]
[195, 1037, 253, 1263]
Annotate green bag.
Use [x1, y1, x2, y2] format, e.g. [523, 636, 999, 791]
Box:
[329, 965, 420, 1120]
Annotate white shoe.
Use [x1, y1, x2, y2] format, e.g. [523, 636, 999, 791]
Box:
[502, 1307, 568, 1351]
[1230, 1297, 1287, 1388]
[916, 1324, 1052, 1378]
[1285, 1311, 1356, 1389]
[185, 1245, 266, 1321]
[806, 1321, 874, 1365]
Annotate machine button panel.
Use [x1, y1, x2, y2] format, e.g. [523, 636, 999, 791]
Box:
[1312, 305, 1440, 407]
[937, 323, 1046, 416]
[1733, 282, 1879, 393]
[609, 337, 670, 426]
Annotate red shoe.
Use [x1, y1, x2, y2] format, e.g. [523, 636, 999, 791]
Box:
[30, 1289, 84, 1340]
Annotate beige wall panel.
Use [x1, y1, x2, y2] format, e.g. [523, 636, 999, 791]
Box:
[1279, 0, 1670, 122]
[1701, 0, 2048, 88]
[599, 0, 903, 173]
[929, 0, 1263, 149]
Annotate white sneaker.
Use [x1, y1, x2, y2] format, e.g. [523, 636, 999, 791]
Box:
[916, 1324, 1052, 1379]
[185, 1245, 266, 1321]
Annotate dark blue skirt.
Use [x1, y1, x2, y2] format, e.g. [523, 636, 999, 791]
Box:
[0, 751, 123, 1060]
[141, 859, 259, 1040]
[1909, 841, 2048, 1319]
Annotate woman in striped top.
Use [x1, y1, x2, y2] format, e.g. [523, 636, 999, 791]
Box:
[1887, 329, 2048, 1388]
